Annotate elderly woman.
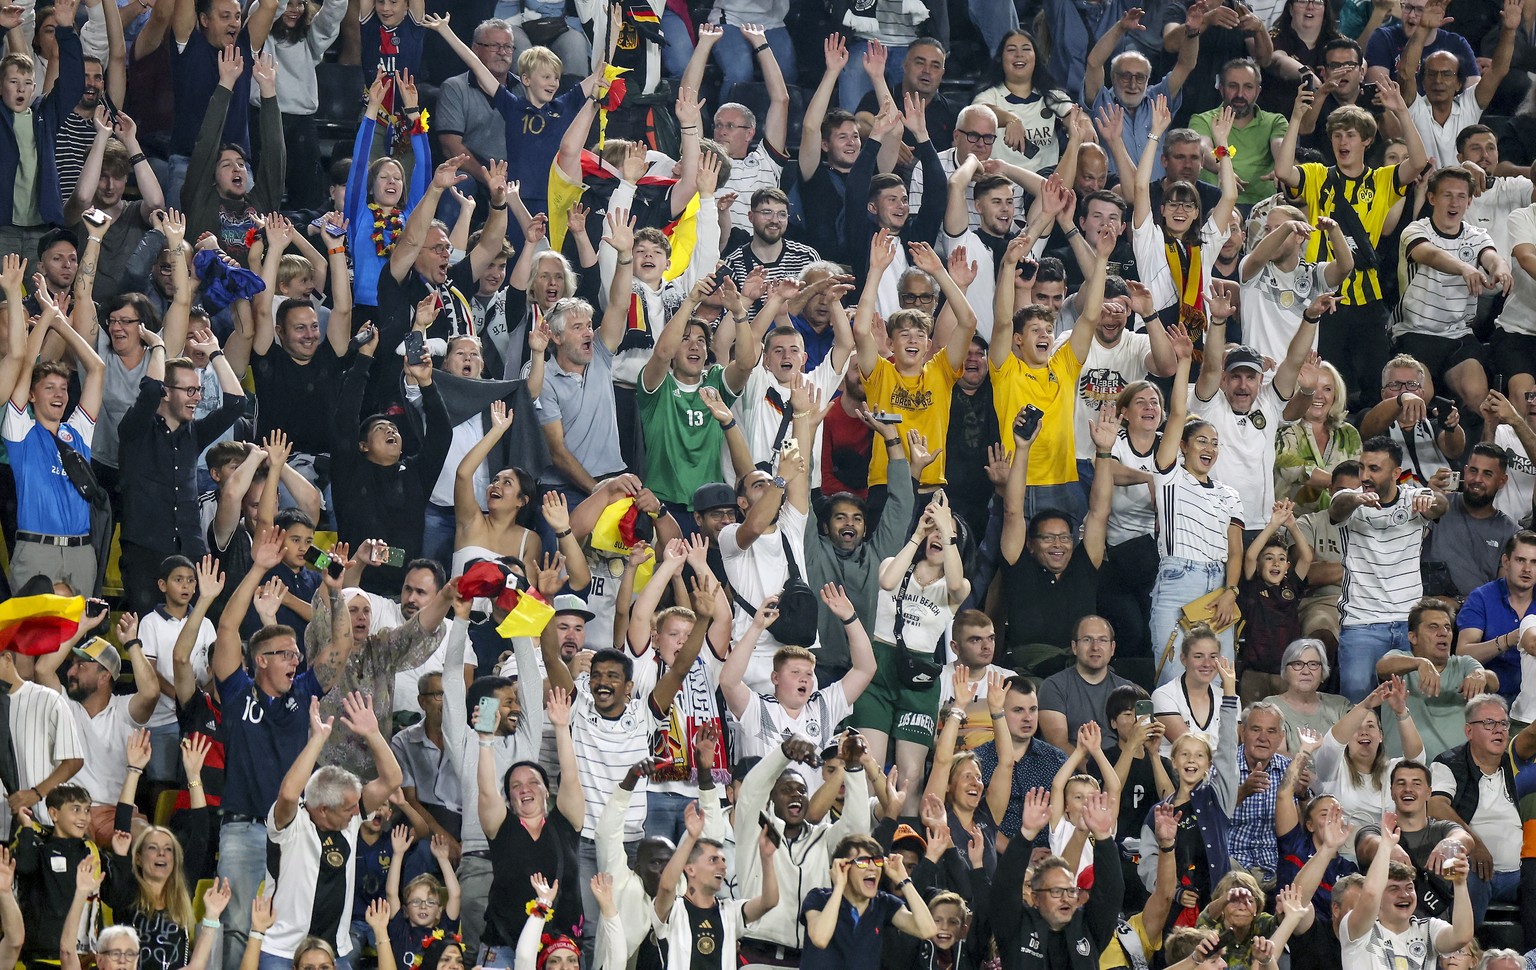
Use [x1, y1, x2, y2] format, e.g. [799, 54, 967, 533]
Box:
[1262, 638, 1353, 754]
[1195, 870, 1314, 965]
[1275, 360, 1361, 513]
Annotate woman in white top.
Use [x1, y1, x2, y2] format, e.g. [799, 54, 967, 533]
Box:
[1100, 380, 1164, 661]
[1131, 95, 1237, 358]
[1313, 675, 1423, 859]
[969, 29, 1074, 173]
[1148, 324, 1244, 685]
[451, 399, 540, 577]
[1152, 625, 1226, 758]
[850, 492, 971, 817]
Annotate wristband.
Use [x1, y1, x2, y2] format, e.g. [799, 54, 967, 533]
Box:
[840, 614, 858, 626]
[617, 257, 633, 265]
[403, 106, 421, 115]
[1064, 227, 1081, 239]
[248, 932, 265, 941]
[1095, 451, 1113, 459]
[491, 201, 508, 210]
[127, 766, 143, 774]
[721, 418, 738, 431]
[1295, 386, 1316, 396]
[149, 345, 165, 354]
[208, 351, 225, 362]
[990, 711, 1007, 720]
[123, 637, 143, 651]
[1147, 133, 1161, 142]
[680, 125, 699, 132]
[201, 918, 221, 930]
[1213, 144, 1237, 160]
[1158, 842, 1176, 852]
[793, 409, 812, 418]
[1224, 585, 1239, 593]
[1184, 26, 1199, 36]
[752, 43, 769, 54]
[1302, 312, 1323, 323]
[327, 246, 345, 256]
[128, 152, 148, 166]
[894, 878, 914, 892]
[555, 529, 573, 538]
[479, 740, 495, 748]
[188, 780, 203, 788]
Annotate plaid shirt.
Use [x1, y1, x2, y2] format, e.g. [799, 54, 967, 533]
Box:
[1230, 746, 1291, 879]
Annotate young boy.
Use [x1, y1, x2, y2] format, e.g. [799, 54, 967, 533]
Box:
[1237, 499, 1315, 705]
[1047, 720, 1122, 883]
[853, 231, 978, 489]
[383, 825, 461, 967]
[14, 784, 134, 963]
[241, 508, 319, 638]
[139, 556, 217, 788]
[1239, 208, 1352, 366]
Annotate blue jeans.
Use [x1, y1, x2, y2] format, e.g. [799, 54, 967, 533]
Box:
[660, 8, 693, 77]
[1337, 621, 1409, 701]
[644, 789, 693, 842]
[218, 821, 270, 970]
[1026, 480, 1088, 538]
[165, 153, 190, 210]
[1149, 557, 1233, 685]
[712, 23, 796, 106]
[838, 40, 907, 112]
[967, 0, 1022, 55]
[1468, 867, 1520, 924]
[1075, 458, 1096, 506]
[479, 944, 517, 969]
[422, 503, 456, 569]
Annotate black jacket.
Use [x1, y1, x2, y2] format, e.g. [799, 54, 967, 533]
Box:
[988, 833, 1122, 970]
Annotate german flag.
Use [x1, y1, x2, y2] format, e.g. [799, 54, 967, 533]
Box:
[0, 593, 85, 656]
[623, 0, 664, 44]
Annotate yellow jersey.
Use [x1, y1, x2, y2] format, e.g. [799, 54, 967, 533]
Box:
[864, 353, 960, 487]
[1287, 162, 1406, 306]
[991, 343, 1084, 487]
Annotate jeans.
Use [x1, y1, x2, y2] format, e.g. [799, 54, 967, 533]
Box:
[1075, 458, 1096, 505]
[1468, 867, 1520, 924]
[1149, 556, 1233, 685]
[1026, 480, 1088, 538]
[660, 8, 694, 77]
[218, 821, 270, 970]
[838, 40, 907, 112]
[1337, 621, 1409, 701]
[422, 503, 456, 569]
[712, 23, 796, 106]
[458, 854, 495, 957]
[478, 944, 517, 969]
[165, 153, 191, 210]
[644, 789, 693, 842]
[967, 0, 1021, 54]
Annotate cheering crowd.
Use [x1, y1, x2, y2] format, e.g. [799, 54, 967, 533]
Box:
[5, 0, 1536, 967]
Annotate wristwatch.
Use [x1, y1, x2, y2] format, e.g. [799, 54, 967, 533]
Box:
[772, 475, 787, 489]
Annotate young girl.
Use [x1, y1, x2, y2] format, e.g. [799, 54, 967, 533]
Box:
[256, 0, 347, 209]
[1132, 94, 1238, 372]
[1047, 720, 1122, 882]
[346, 67, 431, 311]
[384, 831, 462, 970]
[1237, 500, 1316, 705]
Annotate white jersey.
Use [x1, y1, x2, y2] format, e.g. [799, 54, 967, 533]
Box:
[1395, 217, 1495, 339]
[1108, 429, 1159, 547]
[1340, 914, 1451, 970]
[1240, 258, 1332, 365]
[1190, 381, 1287, 529]
[1468, 175, 1533, 257]
[1059, 330, 1152, 462]
[1153, 466, 1243, 562]
[1495, 203, 1536, 337]
[1338, 485, 1432, 627]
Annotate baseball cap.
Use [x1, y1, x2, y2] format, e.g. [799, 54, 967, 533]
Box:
[890, 823, 927, 853]
[693, 482, 736, 513]
[73, 637, 121, 679]
[1223, 345, 1264, 374]
[553, 594, 595, 621]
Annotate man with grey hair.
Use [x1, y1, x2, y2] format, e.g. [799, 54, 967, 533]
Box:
[1084, 4, 1205, 179]
[908, 103, 1018, 232]
[388, 671, 462, 858]
[436, 18, 518, 192]
[263, 691, 403, 968]
[1429, 692, 1524, 922]
[1231, 700, 1291, 884]
[1478, 950, 1522, 970]
[534, 209, 636, 501]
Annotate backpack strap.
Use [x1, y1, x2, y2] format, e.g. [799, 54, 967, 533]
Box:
[779, 530, 802, 581]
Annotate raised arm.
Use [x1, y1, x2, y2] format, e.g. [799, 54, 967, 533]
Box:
[800, 34, 848, 182]
[1134, 95, 1172, 228]
[274, 699, 334, 829]
[424, 14, 499, 95]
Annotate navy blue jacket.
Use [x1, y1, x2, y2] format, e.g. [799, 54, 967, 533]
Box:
[0, 23, 84, 226]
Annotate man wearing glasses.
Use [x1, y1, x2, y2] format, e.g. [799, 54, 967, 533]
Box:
[1428, 693, 1528, 922]
[435, 18, 518, 194]
[1084, 5, 1205, 181]
[1363, 0, 1480, 92]
[1293, 39, 1385, 168]
[1398, 0, 1519, 176]
[118, 330, 246, 615]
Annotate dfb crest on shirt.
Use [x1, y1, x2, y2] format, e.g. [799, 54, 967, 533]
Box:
[1458, 242, 1479, 264]
[1250, 410, 1266, 430]
[1076, 938, 1091, 956]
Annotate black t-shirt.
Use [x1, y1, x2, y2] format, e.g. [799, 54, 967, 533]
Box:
[855, 87, 958, 150]
[251, 341, 344, 455]
[1002, 541, 1100, 659]
[483, 810, 582, 945]
[946, 383, 1000, 539]
[1102, 745, 1174, 844]
[682, 898, 725, 970]
[790, 164, 852, 266]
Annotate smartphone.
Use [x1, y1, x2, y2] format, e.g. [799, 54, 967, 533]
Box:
[870, 411, 903, 424]
[383, 545, 406, 568]
[82, 209, 108, 227]
[1360, 81, 1379, 104]
[758, 811, 781, 847]
[323, 221, 347, 239]
[1445, 471, 1461, 491]
[303, 545, 344, 579]
[710, 263, 733, 289]
[405, 330, 427, 364]
[350, 325, 376, 351]
[1429, 395, 1455, 418]
[1134, 699, 1155, 720]
[473, 695, 500, 734]
[1015, 404, 1044, 441]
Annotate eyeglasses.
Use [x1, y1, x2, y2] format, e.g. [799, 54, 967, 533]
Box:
[1037, 887, 1079, 900]
[165, 384, 203, 397]
[752, 209, 788, 222]
[107, 316, 142, 326]
[98, 951, 139, 962]
[1287, 660, 1323, 671]
[899, 292, 937, 306]
[1294, 0, 1325, 7]
[1383, 380, 1424, 392]
[1035, 533, 1073, 545]
[1163, 200, 1199, 212]
[419, 690, 444, 698]
[714, 121, 751, 132]
[1114, 72, 1149, 84]
[848, 857, 885, 869]
[261, 649, 302, 662]
[1326, 60, 1361, 70]
[1076, 635, 1113, 645]
[958, 129, 997, 146]
[474, 41, 515, 52]
[1469, 718, 1511, 732]
[426, 244, 453, 255]
[406, 898, 440, 908]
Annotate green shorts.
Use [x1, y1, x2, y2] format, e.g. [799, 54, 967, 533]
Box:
[848, 640, 942, 747]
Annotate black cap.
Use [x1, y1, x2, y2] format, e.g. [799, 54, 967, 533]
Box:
[1223, 345, 1265, 374]
[693, 482, 736, 513]
[38, 227, 79, 259]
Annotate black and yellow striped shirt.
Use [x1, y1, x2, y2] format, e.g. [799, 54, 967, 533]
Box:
[1286, 162, 1407, 306]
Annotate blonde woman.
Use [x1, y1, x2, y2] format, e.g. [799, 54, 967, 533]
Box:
[1275, 356, 1361, 512]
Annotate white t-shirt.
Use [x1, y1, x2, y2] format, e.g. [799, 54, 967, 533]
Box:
[1339, 485, 1432, 626]
[1494, 424, 1533, 525]
[1395, 217, 1495, 339]
[1468, 175, 1534, 257]
[1340, 913, 1451, 970]
[138, 608, 214, 729]
[939, 227, 1000, 334]
[1151, 677, 1222, 757]
[571, 689, 664, 841]
[1408, 91, 1482, 180]
[67, 693, 146, 805]
[735, 682, 853, 791]
[1057, 330, 1152, 462]
[937, 662, 1017, 705]
[1131, 215, 1226, 315]
[1190, 380, 1287, 528]
[1429, 759, 1522, 872]
[1240, 258, 1332, 365]
[1153, 466, 1243, 561]
[720, 503, 812, 693]
[1313, 729, 1398, 856]
[728, 356, 847, 485]
[1108, 429, 1159, 547]
[1494, 203, 1536, 336]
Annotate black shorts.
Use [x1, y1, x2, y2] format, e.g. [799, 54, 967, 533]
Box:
[1491, 327, 1536, 381]
[1393, 332, 1489, 387]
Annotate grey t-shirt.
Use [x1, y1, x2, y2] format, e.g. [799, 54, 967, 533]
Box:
[435, 72, 510, 168]
[533, 337, 624, 487]
[1423, 495, 1518, 598]
[1037, 665, 1137, 746]
[93, 327, 152, 469]
[1355, 818, 1462, 918]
